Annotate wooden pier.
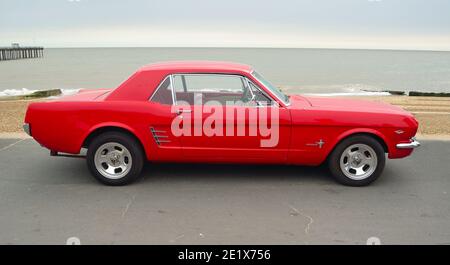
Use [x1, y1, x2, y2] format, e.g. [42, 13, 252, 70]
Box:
[0, 46, 44, 61]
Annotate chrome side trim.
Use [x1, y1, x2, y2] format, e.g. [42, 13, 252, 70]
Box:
[169, 74, 176, 105]
[23, 123, 31, 136]
[306, 139, 325, 148]
[396, 138, 421, 149]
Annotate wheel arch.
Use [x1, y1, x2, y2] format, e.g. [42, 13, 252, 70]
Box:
[327, 129, 389, 157]
[82, 123, 147, 156]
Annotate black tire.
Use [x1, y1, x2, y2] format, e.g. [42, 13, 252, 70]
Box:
[328, 135, 385, 186]
[86, 131, 144, 186]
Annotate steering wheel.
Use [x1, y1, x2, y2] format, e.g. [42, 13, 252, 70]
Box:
[241, 86, 254, 103]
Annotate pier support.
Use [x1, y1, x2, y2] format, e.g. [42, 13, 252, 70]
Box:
[0, 46, 44, 61]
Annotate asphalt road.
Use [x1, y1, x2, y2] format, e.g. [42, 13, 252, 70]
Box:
[0, 138, 449, 245]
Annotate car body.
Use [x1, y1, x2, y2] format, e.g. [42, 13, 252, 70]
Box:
[24, 61, 420, 186]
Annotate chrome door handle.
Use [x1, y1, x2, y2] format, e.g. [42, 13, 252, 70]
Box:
[176, 109, 192, 115]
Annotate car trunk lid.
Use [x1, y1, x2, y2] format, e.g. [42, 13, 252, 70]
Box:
[53, 88, 113, 102]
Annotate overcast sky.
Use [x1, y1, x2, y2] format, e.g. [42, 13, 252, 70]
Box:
[1, 0, 450, 50]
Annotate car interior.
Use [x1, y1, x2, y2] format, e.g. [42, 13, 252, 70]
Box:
[151, 74, 272, 106]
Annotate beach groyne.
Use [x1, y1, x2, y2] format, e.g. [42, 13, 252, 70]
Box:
[0, 47, 44, 61]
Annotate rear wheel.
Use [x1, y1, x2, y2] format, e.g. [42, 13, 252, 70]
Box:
[328, 135, 385, 186]
[86, 132, 144, 186]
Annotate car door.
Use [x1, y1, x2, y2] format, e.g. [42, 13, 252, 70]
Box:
[170, 73, 291, 163]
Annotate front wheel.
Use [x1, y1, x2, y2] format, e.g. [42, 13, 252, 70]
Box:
[86, 132, 144, 186]
[328, 135, 385, 186]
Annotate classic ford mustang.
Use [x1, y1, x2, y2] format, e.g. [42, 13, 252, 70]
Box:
[24, 61, 420, 186]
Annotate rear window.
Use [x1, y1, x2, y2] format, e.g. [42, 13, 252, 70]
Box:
[150, 77, 173, 105]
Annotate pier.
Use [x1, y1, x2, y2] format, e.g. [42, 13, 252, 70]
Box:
[0, 44, 44, 61]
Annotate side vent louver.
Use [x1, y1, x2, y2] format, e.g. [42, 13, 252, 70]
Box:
[150, 127, 170, 145]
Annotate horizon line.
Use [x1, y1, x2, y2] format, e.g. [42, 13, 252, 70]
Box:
[24, 46, 450, 52]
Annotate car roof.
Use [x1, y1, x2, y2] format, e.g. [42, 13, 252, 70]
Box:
[138, 60, 253, 73]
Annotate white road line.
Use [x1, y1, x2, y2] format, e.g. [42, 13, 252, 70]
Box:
[122, 194, 136, 218]
[0, 138, 27, 152]
[288, 204, 314, 235]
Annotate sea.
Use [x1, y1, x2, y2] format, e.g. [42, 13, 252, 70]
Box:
[1, 47, 450, 97]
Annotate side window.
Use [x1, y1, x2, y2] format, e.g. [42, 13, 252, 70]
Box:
[172, 74, 250, 105]
[173, 75, 186, 93]
[150, 77, 173, 105]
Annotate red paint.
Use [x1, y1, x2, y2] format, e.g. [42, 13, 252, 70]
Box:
[24, 61, 419, 165]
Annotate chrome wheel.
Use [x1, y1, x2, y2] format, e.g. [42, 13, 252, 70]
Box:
[339, 143, 378, 180]
[94, 142, 132, 180]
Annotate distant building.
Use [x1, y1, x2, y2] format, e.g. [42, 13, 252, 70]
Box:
[11, 43, 20, 48]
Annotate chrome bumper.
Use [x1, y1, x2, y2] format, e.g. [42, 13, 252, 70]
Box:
[396, 138, 420, 149]
[23, 123, 31, 136]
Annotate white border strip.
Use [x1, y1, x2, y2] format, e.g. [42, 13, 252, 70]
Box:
[0, 138, 27, 152]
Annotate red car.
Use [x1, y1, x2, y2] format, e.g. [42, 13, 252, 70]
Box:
[24, 61, 420, 186]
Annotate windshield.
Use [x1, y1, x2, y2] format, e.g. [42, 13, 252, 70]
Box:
[251, 70, 290, 105]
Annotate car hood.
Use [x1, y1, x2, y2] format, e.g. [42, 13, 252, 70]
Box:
[293, 95, 412, 116]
